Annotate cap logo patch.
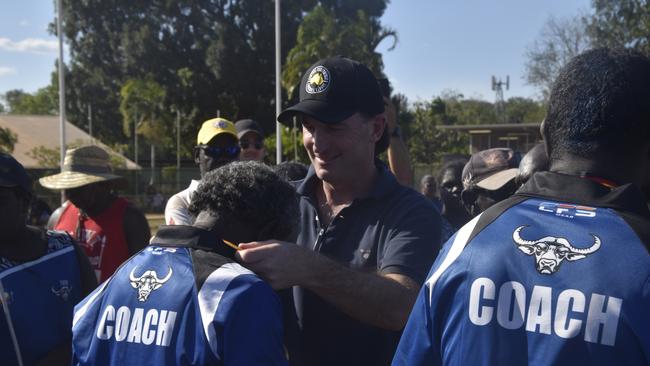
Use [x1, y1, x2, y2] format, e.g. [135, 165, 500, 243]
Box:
[214, 120, 228, 129]
[306, 66, 330, 94]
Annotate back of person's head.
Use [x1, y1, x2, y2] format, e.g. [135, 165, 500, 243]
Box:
[516, 143, 549, 185]
[544, 48, 650, 161]
[273, 161, 309, 182]
[189, 161, 299, 242]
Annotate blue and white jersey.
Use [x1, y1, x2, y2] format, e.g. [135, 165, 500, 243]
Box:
[72, 225, 287, 366]
[0, 230, 83, 366]
[393, 172, 650, 366]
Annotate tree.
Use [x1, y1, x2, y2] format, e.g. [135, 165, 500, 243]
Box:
[0, 126, 17, 153]
[587, 0, 650, 56]
[504, 97, 546, 124]
[524, 15, 591, 100]
[282, 4, 396, 99]
[3, 71, 59, 115]
[58, 0, 307, 158]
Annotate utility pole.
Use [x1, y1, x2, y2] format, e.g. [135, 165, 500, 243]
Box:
[56, 0, 66, 204]
[491, 75, 509, 124]
[176, 109, 181, 191]
[275, 0, 283, 164]
[88, 104, 93, 143]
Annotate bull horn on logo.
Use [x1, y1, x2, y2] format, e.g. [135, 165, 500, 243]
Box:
[154, 267, 173, 284]
[129, 266, 141, 282]
[512, 226, 537, 246]
[564, 234, 601, 254]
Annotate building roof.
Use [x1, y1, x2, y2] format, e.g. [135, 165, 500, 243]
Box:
[0, 114, 139, 169]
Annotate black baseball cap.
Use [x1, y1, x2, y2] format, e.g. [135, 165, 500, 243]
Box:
[0, 153, 33, 194]
[462, 148, 520, 191]
[277, 56, 384, 125]
[235, 119, 264, 139]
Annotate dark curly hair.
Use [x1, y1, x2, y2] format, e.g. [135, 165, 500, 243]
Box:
[189, 161, 299, 241]
[544, 48, 650, 160]
[273, 161, 309, 182]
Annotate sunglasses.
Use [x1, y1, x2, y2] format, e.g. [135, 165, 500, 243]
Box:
[239, 140, 264, 150]
[199, 145, 240, 158]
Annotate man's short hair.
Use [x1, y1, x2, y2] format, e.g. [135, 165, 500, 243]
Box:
[544, 48, 650, 160]
[436, 160, 466, 187]
[189, 161, 299, 241]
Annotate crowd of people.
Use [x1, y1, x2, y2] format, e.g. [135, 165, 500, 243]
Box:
[0, 48, 648, 365]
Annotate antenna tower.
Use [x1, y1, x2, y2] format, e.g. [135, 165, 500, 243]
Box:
[491, 75, 509, 123]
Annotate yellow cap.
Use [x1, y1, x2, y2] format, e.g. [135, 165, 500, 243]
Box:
[197, 118, 238, 145]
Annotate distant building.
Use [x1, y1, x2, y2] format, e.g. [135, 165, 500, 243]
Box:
[437, 122, 541, 154]
[0, 115, 138, 169]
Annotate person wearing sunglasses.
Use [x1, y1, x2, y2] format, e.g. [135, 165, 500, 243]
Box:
[164, 117, 240, 225]
[235, 119, 267, 162]
[460, 148, 520, 217]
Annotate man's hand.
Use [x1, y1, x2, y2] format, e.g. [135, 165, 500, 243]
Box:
[384, 96, 397, 132]
[236, 241, 317, 290]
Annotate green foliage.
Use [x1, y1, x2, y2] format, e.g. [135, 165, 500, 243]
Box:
[504, 97, 546, 124]
[587, 0, 650, 56]
[0, 126, 17, 153]
[57, 0, 308, 158]
[282, 4, 396, 98]
[404, 99, 468, 164]
[264, 125, 310, 165]
[119, 77, 171, 147]
[26, 145, 61, 168]
[400, 93, 544, 165]
[3, 83, 58, 115]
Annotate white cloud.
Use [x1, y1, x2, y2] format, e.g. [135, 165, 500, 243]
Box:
[0, 67, 17, 77]
[19, 20, 30, 27]
[0, 37, 58, 54]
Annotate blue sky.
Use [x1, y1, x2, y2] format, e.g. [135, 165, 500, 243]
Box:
[0, 0, 589, 104]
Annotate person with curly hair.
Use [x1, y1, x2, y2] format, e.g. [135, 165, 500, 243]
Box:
[72, 161, 298, 366]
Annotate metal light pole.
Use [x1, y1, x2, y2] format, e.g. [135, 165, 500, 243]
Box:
[275, 0, 283, 164]
[176, 109, 181, 191]
[56, 0, 67, 204]
[88, 104, 93, 143]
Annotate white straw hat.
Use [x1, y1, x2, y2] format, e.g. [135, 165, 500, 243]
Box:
[39, 145, 126, 190]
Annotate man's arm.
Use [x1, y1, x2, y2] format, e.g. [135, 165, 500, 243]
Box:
[237, 241, 420, 331]
[47, 206, 64, 230]
[384, 96, 412, 186]
[123, 204, 150, 254]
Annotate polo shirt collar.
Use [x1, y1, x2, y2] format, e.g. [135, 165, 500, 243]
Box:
[152, 225, 223, 250]
[518, 171, 650, 217]
[296, 159, 399, 201]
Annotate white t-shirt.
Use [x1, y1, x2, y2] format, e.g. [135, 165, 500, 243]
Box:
[164, 180, 200, 225]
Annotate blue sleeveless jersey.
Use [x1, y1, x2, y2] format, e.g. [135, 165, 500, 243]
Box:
[0, 230, 83, 366]
[72, 226, 287, 366]
[393, 172, 650, 365]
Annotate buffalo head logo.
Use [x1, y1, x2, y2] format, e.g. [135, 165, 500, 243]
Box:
[51, 281, 72, 301]
[129, 266, 173, 302]
[512, 226, 600, 275]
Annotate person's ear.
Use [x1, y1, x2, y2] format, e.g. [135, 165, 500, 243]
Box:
[369, 114, 386, 143]
[193, 146, 201, 164]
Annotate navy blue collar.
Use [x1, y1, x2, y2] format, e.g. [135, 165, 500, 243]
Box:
[296, 160, 400, 201]
[518, 171, 650, 218]
[151, 225, 237, 259]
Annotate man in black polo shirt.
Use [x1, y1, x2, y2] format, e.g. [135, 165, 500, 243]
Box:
[236, 56, 442, 365]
